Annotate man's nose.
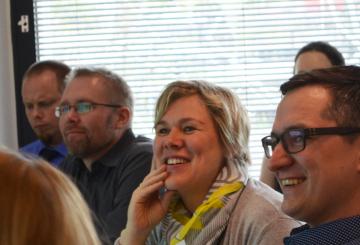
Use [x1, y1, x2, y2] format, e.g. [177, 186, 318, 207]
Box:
[30, 106, 43, 118]
[63, 106, 80, 122]
[267, 143, 293, 172]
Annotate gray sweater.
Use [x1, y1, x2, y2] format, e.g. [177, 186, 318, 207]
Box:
[220, 179, 301, 245]
[140, 178, 301, 245]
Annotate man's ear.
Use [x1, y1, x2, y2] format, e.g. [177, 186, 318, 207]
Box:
[114, 107, 131, 129]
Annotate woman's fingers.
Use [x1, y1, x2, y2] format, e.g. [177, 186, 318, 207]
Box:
[121, 165, 174, 244]
[141, 165, 166, 184]
[136, 165, 167, 194]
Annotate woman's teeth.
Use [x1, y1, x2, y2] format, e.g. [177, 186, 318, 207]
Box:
[280, 178, 304, 186]
[166, 158, 186, 165]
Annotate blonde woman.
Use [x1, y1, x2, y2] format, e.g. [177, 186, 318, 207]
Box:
[0, 148, 101, 245]
[118, 80, 300, 245]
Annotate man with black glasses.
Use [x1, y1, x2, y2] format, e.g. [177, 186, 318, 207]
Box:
[262, 65, 360, 245]
[58, 68, 152, 244]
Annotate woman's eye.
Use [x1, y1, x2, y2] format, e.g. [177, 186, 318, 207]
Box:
[156, 127, 169, 135]
[183, 126, 196, 133]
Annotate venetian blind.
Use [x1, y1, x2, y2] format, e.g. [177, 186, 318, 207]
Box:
[33, 0, 360, 179]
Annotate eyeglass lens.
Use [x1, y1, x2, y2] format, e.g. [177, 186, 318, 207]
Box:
[282, 129, 305, 154]
[55, 102, 93, 117]
[262, 129, 305, 158]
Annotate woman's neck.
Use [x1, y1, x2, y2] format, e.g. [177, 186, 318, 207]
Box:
[179, 183, 212, 213]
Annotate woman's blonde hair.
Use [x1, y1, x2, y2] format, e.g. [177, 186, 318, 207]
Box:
[0, 149, 101, 245]
[154, 80, 251, 165]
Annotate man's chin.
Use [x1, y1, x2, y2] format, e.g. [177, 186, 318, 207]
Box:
[66, 143, 88, 158]
[37, 133, 53, 146]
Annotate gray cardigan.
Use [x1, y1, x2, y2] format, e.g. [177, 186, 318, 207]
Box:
[141, 179, 301, 245]
[219, 179, 301, 245]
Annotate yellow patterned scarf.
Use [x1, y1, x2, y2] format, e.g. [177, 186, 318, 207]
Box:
[170, 181, 245, 245]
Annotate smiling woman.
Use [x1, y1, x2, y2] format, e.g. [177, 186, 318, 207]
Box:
[116, 80, 300, 245]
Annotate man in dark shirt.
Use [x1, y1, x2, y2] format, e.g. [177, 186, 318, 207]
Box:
[58, 67, 152, 243]
[20, 60, 70, 166]
[261, 66, 360, 245]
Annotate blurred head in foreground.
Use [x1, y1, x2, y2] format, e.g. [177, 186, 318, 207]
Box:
[0, 148, 100, 245]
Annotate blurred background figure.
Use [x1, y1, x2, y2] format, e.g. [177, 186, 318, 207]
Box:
[0, 148, 100, 245]
[118, 80, 299, 245]
[20, 60, 70, 166]
[260, 41, 345, 192]
[294, 41, 345, 74]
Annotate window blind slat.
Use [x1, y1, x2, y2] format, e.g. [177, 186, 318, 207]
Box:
[34, 0, 360, 179]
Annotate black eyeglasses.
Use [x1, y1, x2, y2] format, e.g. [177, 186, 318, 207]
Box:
[261, 127, 360, 158]
[55, 102, 121, 118]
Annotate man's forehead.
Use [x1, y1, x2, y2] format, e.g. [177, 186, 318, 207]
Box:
[25, 70, 58, 83]
[273, 85, 332, 131]
[22, 81, 62, 101]
[280, 84, 331, 107]
[67, 75, 110, 90]
[62, 76, 108, 102]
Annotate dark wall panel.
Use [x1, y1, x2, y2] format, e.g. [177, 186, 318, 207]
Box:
[10, 0, 36, 147]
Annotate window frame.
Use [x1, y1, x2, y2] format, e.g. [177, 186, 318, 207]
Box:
[10, 0, 37, 147]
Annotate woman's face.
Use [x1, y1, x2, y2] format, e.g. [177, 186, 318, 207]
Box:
[154, 95, 224, 198]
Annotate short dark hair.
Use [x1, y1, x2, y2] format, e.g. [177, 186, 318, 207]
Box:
[281, 65, 360, 128]
[294, 41, 345, 67]
[23, 60, 70, 92]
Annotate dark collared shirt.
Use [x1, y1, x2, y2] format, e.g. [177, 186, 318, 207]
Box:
[60, 129, 152, 244]
[284, 216, 360, 245]
[20, 140, 67, 167]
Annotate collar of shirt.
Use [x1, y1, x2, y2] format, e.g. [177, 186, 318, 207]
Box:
[52, 142, 68, 157]
[97, 128, 136, 167]
[21, 139, 67, 157]
[20, 140, 68, 167]
[71, 128, 137, 171]
[284, 215, 360, 245]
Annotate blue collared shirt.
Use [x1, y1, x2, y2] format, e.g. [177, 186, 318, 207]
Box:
[284, 216, 360, 245]
[20, 140, 68, 167]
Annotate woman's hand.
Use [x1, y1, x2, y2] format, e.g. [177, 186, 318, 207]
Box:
[119, 165, 175, 245]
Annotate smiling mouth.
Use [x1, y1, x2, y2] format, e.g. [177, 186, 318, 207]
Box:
[280, 178, 305, 187]
[166, 158, 188, 165]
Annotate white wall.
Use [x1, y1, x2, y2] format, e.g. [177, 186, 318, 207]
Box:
[0, 0, 18, 149]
